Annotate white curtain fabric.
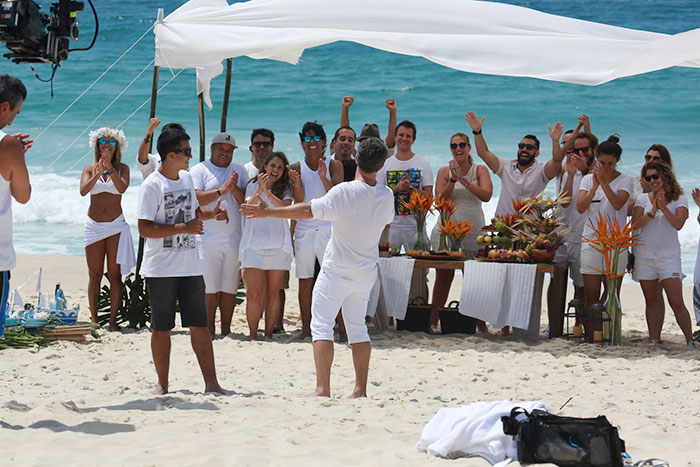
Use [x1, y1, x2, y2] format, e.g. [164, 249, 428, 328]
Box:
[154, 0, 700, 107]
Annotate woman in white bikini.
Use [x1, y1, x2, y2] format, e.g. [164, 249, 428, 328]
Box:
[79, 128, 135, 330]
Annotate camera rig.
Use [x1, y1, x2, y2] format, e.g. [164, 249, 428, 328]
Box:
[0, 0, 95, 65]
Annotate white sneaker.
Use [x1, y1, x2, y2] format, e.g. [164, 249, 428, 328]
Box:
[685, 341, 698, 350]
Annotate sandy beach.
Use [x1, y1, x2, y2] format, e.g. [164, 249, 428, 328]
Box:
[2, 253, 699, 466]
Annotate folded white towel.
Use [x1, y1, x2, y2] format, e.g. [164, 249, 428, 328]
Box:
[83, 214, 136, 275]
[416, 400, 546, 464]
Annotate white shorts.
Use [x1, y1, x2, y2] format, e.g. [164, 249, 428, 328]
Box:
[580, 242, 628, 276]
[311, 269, 376, 344]
[294, 228, 331, 279]
[554, 241, 583, 287]
[634, 256, 684, 281]
[241, 248, 292, 271]
[198, 241, 240, 294]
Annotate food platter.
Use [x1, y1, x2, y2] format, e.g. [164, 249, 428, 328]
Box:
[406, 251, 466, 261]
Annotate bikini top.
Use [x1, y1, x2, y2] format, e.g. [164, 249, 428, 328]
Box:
[90, 174, 122, 195]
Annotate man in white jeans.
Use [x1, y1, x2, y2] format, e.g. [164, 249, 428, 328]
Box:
[242, 138, 394, 397]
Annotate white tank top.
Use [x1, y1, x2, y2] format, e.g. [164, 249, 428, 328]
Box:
[296, 158, 332, 232]
[0, 129, 17, 270]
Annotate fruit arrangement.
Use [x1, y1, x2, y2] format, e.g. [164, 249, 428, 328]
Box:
[506, 192, 570, 262]
[406, 250, 465, 258]
[483, 248, 530, 262]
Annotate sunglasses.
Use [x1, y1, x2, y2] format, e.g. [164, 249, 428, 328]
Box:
[303, 135, 322, 143]
[450, 142, 468, 149]
[572, 146, 590, 154]
[173, 147, 192, 157]
[518, 143, 537, 150]
[644, 154, 661, 161]
[643, 173, 660, 182]
[252, 141, 272, 148]
[98, 138, 117, 146]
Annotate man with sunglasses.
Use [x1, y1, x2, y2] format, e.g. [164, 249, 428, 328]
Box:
[138, 128, 228, 395]
[245, 128, 275, 180]
[189, 132, 248, 337]
[289, 122, 343, 339]
[0, 75, 30, 337]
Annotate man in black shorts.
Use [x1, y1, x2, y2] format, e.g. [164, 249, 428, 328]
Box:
[137, 127, 227, 395]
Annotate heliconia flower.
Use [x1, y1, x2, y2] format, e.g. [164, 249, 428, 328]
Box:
[583, 213, 641, 278]
[434, 195, 456, 221]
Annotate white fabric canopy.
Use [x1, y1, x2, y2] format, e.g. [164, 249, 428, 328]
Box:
[154, 0, 700, 107]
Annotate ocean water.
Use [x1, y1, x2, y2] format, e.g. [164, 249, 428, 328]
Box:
[3, 0, 700, 280]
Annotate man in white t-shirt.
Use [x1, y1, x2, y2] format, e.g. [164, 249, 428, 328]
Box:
[244, 128, 275, 180]
[0, 75, 31, 337]
[241, 137, 394, 398]
[190, 132, 248, 337]
[289, 122, 343, 339]
[136, 118, 187, 179]
[138, 128, 227, 395]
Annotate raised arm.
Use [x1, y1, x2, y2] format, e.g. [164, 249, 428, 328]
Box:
[461, 165, 492, 202]
[544, 121, 564, 180]
[465, 112, 500, 174]
[287, 166, 304, 203]
[655, 190, 688, 230]
[80, 163, 103, 197]
[578, 114, 591, 134]
[102, 156, 129, 194]
[241, 199, 313, 220]
[340, 96, 353, 128]
[1, 136, 31, 203]
[597, 167, 629, 211]
[559, 154, 579, 208]
[138, 118, 160, 164]
[385, 99, 397, 149]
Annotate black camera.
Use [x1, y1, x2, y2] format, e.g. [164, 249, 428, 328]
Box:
[0, 0, 84, 65]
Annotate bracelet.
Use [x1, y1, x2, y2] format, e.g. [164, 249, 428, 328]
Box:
[216, 189, 222, 197]
[448, 177, 456, 184]
[472, 130, 482, 135]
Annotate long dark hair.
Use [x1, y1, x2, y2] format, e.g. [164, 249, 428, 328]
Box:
[252, 151, 291, 199]
[642, 161, 683, 202]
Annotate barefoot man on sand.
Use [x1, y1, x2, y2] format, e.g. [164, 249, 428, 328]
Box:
[242, 138, 394, 397]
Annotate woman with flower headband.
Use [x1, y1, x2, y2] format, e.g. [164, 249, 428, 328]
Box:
[79, 128, 135, 331]
[429, 132, 492, 329]
[631, 161, 695, 348]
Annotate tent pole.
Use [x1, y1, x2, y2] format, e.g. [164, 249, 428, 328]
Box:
[198, 92, 206, 162]
[220, 58, 232, 132]
[136, 65, 160, 275]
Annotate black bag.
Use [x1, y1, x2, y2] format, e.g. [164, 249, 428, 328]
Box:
[501, 407, 626, 467]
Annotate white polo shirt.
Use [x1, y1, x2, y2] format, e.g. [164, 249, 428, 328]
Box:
[494, 157, 550, 216]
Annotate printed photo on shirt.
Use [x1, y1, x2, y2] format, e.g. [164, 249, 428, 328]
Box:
[163, 188, 195, 250]
[387, 168, 423, 215]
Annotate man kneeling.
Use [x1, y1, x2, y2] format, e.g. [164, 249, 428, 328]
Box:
[242, 138, 394, 397]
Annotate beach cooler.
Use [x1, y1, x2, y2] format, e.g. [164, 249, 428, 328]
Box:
[397, 297, 432, 333]
[438, 301, 477, 334]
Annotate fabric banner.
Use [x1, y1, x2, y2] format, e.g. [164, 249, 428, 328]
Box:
[154, 0, 700, 106]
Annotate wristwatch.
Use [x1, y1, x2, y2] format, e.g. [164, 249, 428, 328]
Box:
[216, 189, 222, 197]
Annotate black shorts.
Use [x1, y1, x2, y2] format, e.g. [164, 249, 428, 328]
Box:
[146, 276, 207, 331]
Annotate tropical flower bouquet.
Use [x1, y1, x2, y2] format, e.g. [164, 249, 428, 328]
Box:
[402, 190, 433, 251]
[438, 219, 474, 252]
[583, 213, 640, 346]
[434, 195, 456, 251]
[508, 192, 570, 262]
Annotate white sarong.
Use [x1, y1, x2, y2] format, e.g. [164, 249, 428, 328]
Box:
[83, 214, 136, 275]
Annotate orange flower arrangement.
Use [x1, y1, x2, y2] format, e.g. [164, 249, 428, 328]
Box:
[512, 198, 530, 214]
[434, 195, 455, 221]
[402, 190, 433, 250]
[439, 219, 474, 251]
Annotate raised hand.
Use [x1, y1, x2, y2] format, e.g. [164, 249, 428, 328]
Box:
[101, 153, 114, 172]
[385, 98, 397, 111]
[692, 188, 700, 208]
[655, 189, 668, 211]
[342, 96, 354, 109]
[317, 158, 327, 179]
[465, 112, 485, 132]
[240, 197, 269, 218]
[11, 133, 32, 153]
[148, 117, 161, 133]
[287, 165, 301, 186]
[592, 163, 603, 187]
[565, 154, 578, 175]
[448, 160, 459, 180]
[213, 199, 229, 223]
[577, 114, 590, 131]
[258, 172, 270, 192]
[548, 121, 564, 141]
[394, 172, 411, 192]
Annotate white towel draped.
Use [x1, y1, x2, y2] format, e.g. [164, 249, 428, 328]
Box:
[376, 257, 415, 320]
[83, 215, 136, 275]
[416, 400, 547, 464]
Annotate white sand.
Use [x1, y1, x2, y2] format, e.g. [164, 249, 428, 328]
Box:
[2, 254, 699, 466]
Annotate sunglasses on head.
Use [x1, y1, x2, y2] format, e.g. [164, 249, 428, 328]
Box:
[450, 142, 468, 149]
[644, 154, 661, 161]
[252, 141, 272, 148]
[98, 138, 117, 146]
[518, 143, 537, 150]
[173, 147, 192, 157]
[303, 135, 322, 143]
[643, 173, 660, 182]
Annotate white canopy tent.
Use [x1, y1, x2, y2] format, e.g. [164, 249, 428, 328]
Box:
[154, 0, 700, 107]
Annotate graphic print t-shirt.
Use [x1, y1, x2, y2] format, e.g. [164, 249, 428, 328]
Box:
[137, 171, 203, 277]
[377, 154, 434, 227]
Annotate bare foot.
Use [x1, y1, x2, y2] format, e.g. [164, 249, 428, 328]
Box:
[498, 326, 510, 337]
[108, 322, 120, 332]
[347, 389, 367, 399]
[295, 318, 303, 329]
[204, 382, 226, 395]
[247, 334, 259, 341]
[295, 330, 312, 341]
[306, 389, 330, 397]
[152, 383, 168, 395]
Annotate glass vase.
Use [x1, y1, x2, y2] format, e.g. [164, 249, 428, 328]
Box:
[447, 236, 462, 252]
[411, 218, 430, 251]
[438, 232, 448, 251]
[602, 277, 622, 346]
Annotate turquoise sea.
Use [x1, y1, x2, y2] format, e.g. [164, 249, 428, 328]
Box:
[3, 0, 700, 279]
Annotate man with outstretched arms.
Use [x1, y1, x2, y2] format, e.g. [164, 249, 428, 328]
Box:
[242, 137, 394, 397]
[189, 132, 248, 337]
[136, 118, 187, 179]
[289, 122, 343, 339]
[341, 96, 397, 151]
[137, 127, 227, 395]
[0, 75, 31, 336]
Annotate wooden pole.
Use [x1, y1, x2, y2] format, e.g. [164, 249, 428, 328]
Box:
[136, 65, 160, 275]
[198, 92, 206, 162]
[220, 58, 232, 132]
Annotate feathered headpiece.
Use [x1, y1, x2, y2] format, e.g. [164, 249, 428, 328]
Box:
[88, 127, 128, 153]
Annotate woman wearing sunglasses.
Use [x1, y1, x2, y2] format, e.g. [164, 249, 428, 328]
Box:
[430, 132, 492, 328]
[577, 135, 633, 340]
[240, 151, 294, 339]
[631, 162, 695, 348]
[79, 127, 135, 331]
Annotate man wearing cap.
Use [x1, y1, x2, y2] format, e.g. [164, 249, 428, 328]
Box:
[189, 132, 248, 337]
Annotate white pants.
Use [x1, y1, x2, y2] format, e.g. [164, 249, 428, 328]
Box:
[198, 241, 240, 294]
[311, 269, 376, 344]
[295, 227, 331, 279]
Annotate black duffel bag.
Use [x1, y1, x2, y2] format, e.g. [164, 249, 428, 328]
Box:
[501, 407, 626, 467]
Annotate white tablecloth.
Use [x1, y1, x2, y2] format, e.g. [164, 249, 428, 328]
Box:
[367, 257, 415, 320]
